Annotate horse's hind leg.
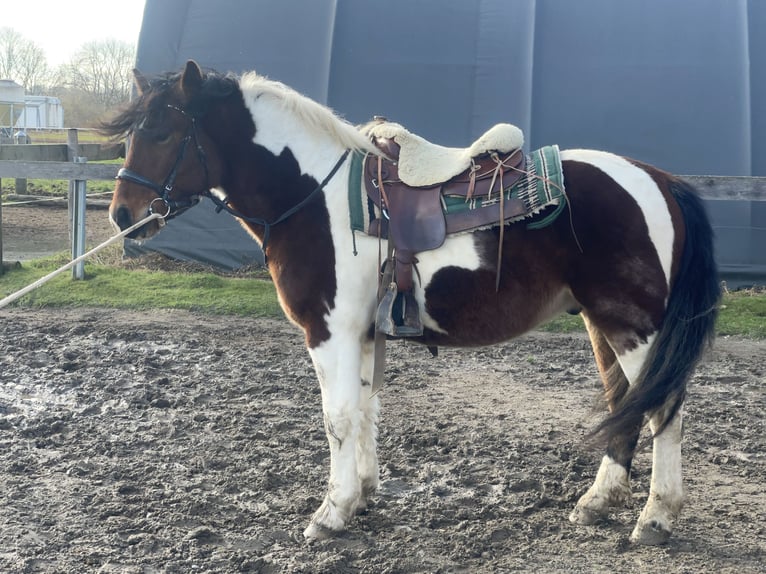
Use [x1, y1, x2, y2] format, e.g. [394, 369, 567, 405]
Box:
[631, 408, 683, 545]
[569, 317, 640, 525]
[571, 316, 684, 545]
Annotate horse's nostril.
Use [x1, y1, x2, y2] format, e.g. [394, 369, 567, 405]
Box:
[114, 205, 133, 231]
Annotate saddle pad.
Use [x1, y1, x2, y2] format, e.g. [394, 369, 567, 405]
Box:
[441, 144, 566, 230]
[347, 145, 566, 236]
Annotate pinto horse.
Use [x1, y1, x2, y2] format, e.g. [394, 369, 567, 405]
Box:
[103, 60, 720, 545]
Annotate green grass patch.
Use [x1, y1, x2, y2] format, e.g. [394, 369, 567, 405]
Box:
[716, 289, 766, 339]
[1, 256, 282, 318]
[2, 257, 764, 339]
[537, 288, 766, 340]
[538, 313, 586, 334]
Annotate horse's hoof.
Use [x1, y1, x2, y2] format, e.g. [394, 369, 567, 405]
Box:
[630, 519, 672, 546]
[569, 504, 605, 526]
[303, 521, 341, 541]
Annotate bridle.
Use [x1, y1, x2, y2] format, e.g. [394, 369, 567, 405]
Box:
[115, 102, 350, 257]
[115, 104, 207, 220]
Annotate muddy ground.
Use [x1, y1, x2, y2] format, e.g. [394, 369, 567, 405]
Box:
[0, 204, 765, 573]
[1, 202, 114, 264]
[0, 309, 763, 574]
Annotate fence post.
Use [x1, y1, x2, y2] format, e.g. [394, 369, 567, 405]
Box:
[71, 158, 87, 279]
[66, 129, 87, 280]
[0, 177, 4, 275]
[14, 130, 28, 195]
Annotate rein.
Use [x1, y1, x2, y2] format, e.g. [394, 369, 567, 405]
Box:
[116, 103, 350, 259]
[205, 149, 350, 258]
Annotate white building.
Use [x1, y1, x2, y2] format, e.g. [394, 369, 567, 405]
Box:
[0, 79, 64, 132]
[16, 95, 64, 129]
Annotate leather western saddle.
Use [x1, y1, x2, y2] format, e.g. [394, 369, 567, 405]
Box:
[362, 120, 528, 337]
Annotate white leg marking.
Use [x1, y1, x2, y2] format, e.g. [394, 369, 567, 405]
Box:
[356, 340, 380, 512]
[304, 337, 363, 539]
[570, 455, 632, 525]
[573, 337, 655, 525]
[613, 334, 684, 543]
[631, 407, 684, 545]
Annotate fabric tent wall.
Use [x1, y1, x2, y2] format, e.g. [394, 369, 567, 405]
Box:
[126, 0, 764, 284]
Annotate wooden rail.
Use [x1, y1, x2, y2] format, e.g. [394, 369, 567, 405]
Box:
[0, 161, 119, 180]
[0, 142, 124, 162]
[683, 175, 766, 201]
[0, 130, 124, 276]
[1, 146, 765, 278]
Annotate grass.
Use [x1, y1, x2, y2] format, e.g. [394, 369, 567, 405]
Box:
[2, 254, 764, 339]
[1, 179, 116, 199]
[1, 253, 282, 318]
[716, 288, 766, 339]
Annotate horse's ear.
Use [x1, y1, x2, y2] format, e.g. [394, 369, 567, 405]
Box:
[181, 60, 204, 96]
[133, 69, 150, 96]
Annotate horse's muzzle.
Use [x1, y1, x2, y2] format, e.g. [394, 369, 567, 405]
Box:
[110, 204, 163, 239]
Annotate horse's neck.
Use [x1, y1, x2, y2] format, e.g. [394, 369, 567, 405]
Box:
[251, 99, 349, 181]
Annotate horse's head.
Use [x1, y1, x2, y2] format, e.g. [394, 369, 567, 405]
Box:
[103, 60, 229, 239]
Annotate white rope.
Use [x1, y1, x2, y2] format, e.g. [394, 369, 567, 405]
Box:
[2, 191, 114, 207]
[0, 212, 163, 310]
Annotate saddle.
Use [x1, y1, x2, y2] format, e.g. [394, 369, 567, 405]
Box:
[362, 120, 529, 337]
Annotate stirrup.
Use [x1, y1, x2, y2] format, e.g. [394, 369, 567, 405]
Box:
[398, 290, 424, 337]
[375, 286, 423, 337]
[376, 282, 399, 336]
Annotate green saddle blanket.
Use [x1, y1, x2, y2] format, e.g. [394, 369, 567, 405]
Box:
[349, 144, 566, 236]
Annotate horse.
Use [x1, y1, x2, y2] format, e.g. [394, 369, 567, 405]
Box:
[102, 60, 720, 545]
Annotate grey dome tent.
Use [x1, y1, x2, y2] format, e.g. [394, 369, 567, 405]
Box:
[126, 0, 766, 285]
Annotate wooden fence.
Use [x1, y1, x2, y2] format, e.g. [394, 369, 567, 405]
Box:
[1, 135, 765, 279]
[0, 129, 124, 276]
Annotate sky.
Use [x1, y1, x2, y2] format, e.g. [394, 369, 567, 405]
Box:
[3, 0, 147, 67]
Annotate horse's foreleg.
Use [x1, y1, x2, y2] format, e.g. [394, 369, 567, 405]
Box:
[630, 407, 683, 545]
[304, 338, 364, 540]
[304, 335, 378, 539]
[355, 338, 380, 513]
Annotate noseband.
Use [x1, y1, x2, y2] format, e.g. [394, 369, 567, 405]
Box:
[116, 105, 207, 220]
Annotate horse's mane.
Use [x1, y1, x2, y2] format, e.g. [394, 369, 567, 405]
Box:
[101, 67, 380, 156]
[240, 72, 379, 155]
[99, 69, 240, 138]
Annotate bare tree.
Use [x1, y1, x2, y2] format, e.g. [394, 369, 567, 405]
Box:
[64, 39, 135, 109]
[0, 27, 49, 93]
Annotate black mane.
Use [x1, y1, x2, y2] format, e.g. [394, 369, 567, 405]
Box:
[99, 68, 239, 139]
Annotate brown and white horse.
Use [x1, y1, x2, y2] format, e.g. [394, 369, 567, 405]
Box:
[102, 60, 720, 545]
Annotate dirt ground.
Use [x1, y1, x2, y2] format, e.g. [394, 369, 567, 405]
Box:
[1, 203, 114, 264]
[0, 205, 765, 573]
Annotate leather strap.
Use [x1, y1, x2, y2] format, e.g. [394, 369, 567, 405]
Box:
[372, 238, 395, 395]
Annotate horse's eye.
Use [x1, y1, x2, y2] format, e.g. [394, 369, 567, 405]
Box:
[154, 131, 173, 145]
[136, 121, 173, 145]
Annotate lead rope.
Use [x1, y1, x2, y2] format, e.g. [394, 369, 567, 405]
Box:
[0, 212, 164, 310]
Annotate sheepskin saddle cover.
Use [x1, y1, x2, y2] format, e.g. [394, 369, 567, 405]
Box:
[365, 121, 524, 187]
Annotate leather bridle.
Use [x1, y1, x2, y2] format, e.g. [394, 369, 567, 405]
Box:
[115, 102, 350, 258]
[115, 104, 207, 220]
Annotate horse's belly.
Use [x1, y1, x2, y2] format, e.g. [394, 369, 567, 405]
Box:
[418, 261, 576, 347]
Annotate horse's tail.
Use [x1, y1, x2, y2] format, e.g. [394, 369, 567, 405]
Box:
[593, 179, 721, 441]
